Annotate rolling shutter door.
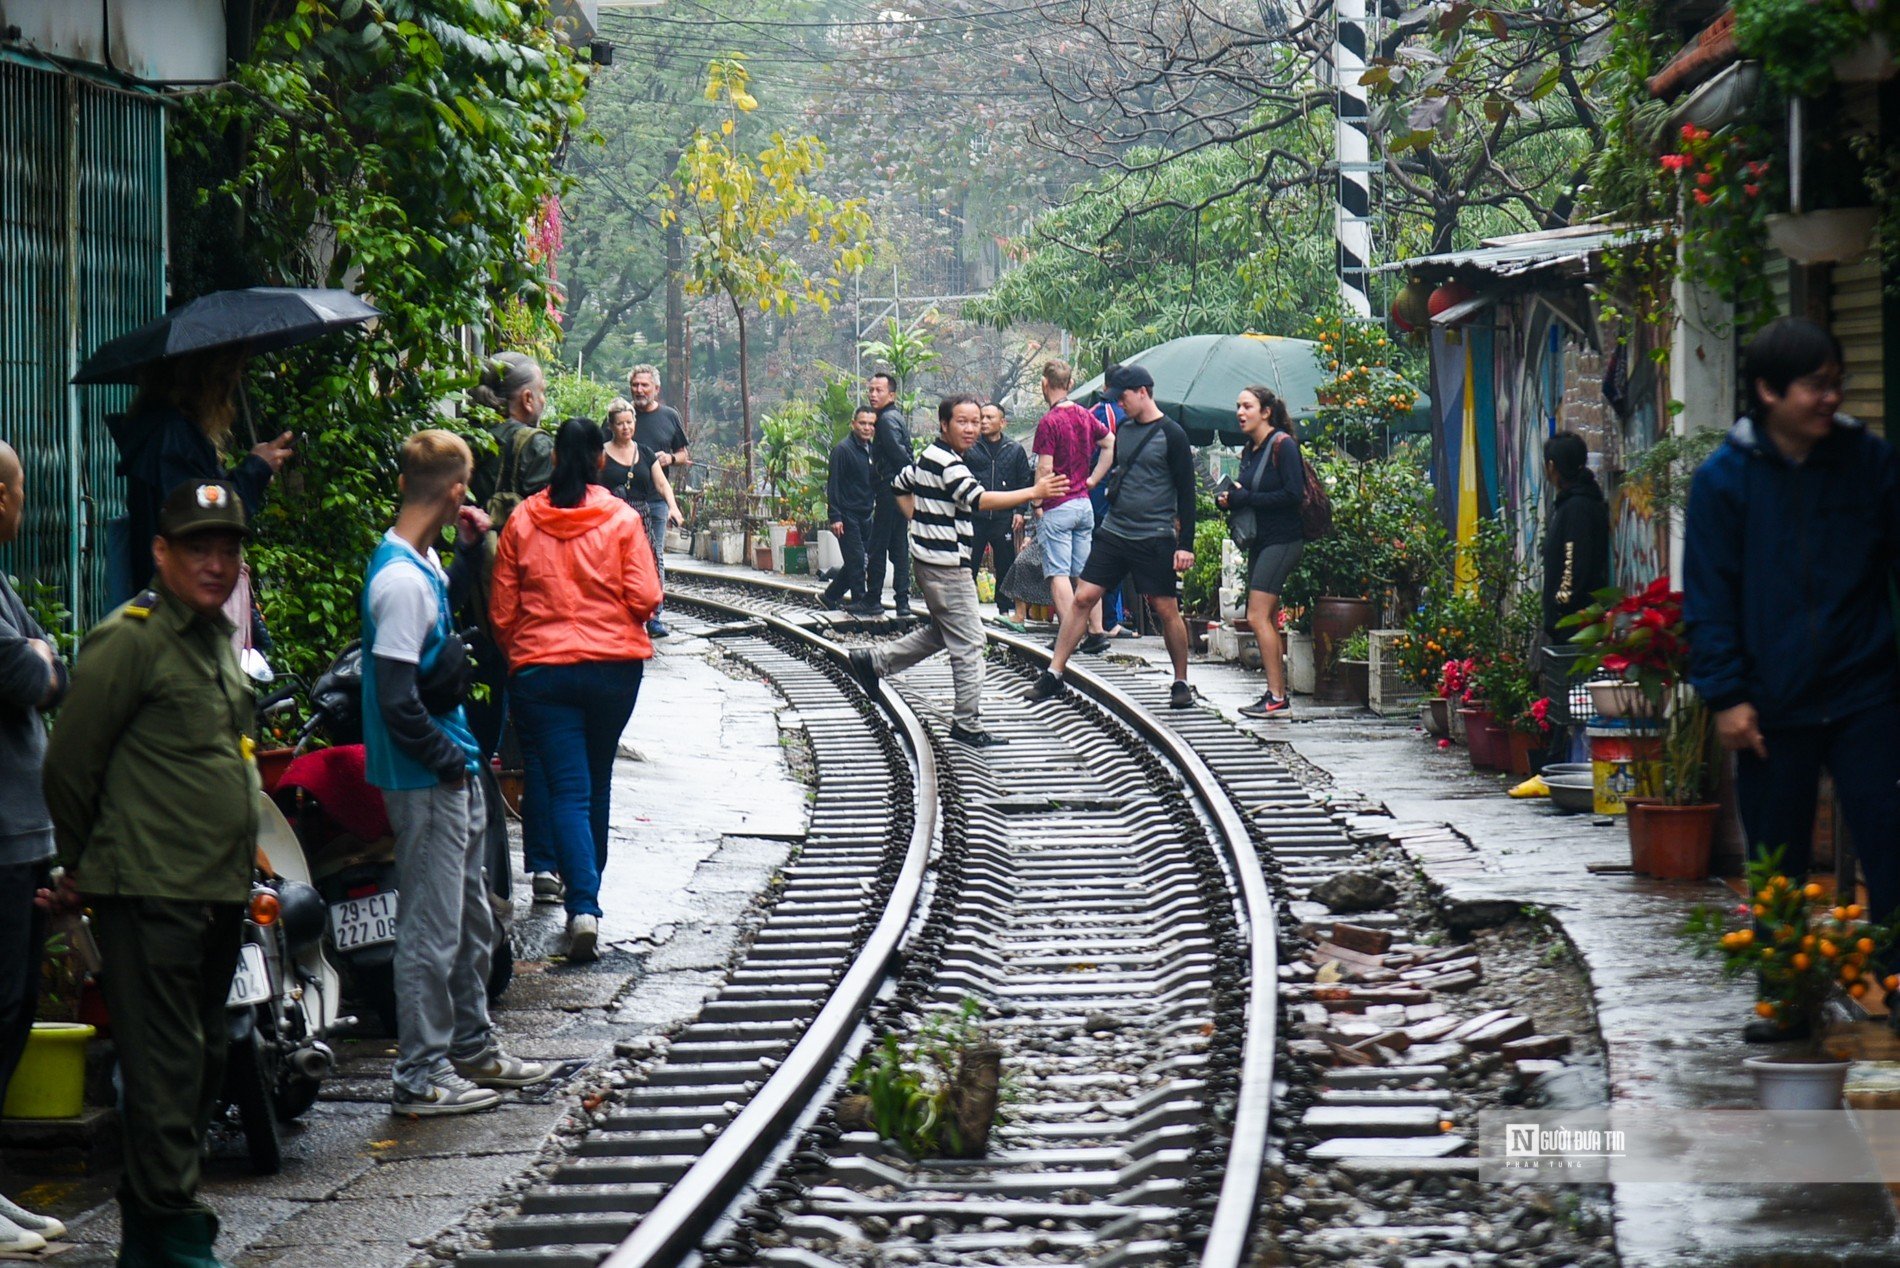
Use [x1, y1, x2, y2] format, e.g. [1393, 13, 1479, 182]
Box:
[0, 57, 165, 628]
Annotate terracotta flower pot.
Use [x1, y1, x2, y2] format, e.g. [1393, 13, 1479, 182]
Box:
[1623, 796, 1665, 874]
[1459, 708, 1508, 770]
[1632, 802, 1718, 880]
[1506, 729, 1544, 778]
[1312, 596, 1375, 703]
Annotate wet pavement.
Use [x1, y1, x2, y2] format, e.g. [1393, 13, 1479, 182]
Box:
[0, 618, 809, 1267]
[1107, 629, 1900, 1266]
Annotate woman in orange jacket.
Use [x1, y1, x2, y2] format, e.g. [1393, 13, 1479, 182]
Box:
[490, 417, 661, 960]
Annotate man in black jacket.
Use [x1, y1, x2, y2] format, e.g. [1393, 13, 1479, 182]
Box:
[864, 372, 915, 617]
[1540, 431, 1610, 638]
[824, 407, 881, 615]
[965, 402, 1033, 621]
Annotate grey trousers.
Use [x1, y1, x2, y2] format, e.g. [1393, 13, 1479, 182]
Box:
[872, 559, 985, 726]
[388, 778, 495, 1094]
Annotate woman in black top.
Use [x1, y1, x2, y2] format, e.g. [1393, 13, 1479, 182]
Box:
[1216, 385, 1306, 718]
[602, 403, 681, 569]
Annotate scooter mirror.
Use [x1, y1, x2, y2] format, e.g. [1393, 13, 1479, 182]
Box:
[241, 647, 275, 684]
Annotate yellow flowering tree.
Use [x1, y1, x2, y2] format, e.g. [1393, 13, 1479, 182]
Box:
[665, 57, 874, 489]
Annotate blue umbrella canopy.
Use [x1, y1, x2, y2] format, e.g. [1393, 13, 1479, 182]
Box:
[1070, 333, 1429, 445]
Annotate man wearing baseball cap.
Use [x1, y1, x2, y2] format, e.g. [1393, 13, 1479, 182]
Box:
[45, 478, 259, 1267]
[1031, 364, 1201, 708]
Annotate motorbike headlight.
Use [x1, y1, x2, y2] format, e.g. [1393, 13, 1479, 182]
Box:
[277, 881, 327, 951]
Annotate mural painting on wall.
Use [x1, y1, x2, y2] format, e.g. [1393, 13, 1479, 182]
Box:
[1609, 347, 1667, 586]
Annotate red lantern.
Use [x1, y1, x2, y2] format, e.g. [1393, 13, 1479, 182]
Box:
[1427, 281, 1474, 318]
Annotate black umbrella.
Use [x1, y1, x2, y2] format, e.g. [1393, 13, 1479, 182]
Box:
[73, 287, 381, 385]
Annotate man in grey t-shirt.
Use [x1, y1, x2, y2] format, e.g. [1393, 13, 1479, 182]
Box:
[1030, 364, 1200, 709]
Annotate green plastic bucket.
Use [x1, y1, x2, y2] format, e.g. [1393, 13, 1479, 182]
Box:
[2, 1022, 95, 1119]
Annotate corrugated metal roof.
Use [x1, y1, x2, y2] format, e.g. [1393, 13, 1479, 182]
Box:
[1379, 225, 1663, 281]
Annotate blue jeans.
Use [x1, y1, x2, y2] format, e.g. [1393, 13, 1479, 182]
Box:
[643, 500, 669, 616]
[508, 660, 645, 918]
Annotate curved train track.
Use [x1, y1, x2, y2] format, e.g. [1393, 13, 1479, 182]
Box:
[458, 566, 1290, 1268]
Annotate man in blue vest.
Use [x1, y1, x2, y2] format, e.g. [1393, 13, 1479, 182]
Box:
[363, 430, 551, 1114]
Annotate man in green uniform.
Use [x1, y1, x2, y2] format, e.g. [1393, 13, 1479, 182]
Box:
[45, 479, 258, 1268]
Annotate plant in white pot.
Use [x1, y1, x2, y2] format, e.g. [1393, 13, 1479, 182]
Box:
[1684, 850, 1897, 1109]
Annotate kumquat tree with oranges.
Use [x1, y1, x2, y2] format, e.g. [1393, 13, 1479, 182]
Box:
[1685, 849, 1899, 1052]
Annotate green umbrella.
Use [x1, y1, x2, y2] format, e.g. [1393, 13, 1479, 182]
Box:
[1071, 333, 1430, 445]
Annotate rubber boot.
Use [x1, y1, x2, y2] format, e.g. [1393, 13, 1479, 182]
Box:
[119, 1209, 226, 1268]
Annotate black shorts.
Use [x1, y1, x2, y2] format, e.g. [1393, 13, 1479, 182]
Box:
[1080, 531, 1179, 600]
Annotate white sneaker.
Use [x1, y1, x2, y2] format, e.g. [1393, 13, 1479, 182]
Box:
[454, 1047, 556, 1089]
[0, 1192, 63, 1241]
[0, 1213, 46, 1255]
[391, 1069, 502, 1117]
[566, 914, 599, 963]
[531, 872, 564, 904]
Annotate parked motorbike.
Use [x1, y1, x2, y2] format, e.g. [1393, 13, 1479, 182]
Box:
[270, 641, 514, 1036]
[222, 792, 348, 1174]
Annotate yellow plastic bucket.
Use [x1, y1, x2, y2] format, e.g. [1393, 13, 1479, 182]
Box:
[1588, 723, 1664, 816]
[2, 1022, 95, 1119]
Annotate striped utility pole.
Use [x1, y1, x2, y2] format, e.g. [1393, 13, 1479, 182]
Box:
[1333, 0, 1373, 317]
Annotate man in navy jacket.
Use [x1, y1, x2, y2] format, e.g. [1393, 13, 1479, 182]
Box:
[1683, 318, 1900, 1040]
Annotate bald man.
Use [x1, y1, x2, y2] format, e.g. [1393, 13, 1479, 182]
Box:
[0, 441, 71, 1251]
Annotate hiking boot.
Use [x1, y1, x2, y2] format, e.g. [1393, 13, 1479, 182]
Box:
[454, 1047, 555, 1089]
[1078, 633, 1111, 656]
[392, 1070, 502, 1117]
[566, 914, 600, 964]
[0, 1193, 64, 1242]
[1169, 681, 1196, 710]
[949, 723, 1008, 748]
[848, 648, 881, 692]
[1027, 670, 1067, 702]
[531, 872, 564, 904]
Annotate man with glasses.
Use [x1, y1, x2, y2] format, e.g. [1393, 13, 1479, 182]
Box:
[1684, 317, 1900, 1043]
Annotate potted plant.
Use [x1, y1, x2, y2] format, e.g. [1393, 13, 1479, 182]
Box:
[1467, 653, 1535, 774]
[1684, 851, 1897, 1108]
[1560, 577, 1688, 719]
[1335, 629, 1371, 707]
[1284, 606, 1315, 696]
[4, 923, 100, 1121]
[1628, 690, 1723, 878]
[1507, 696, 1555, 778]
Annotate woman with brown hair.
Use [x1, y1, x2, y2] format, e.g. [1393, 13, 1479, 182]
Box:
[119, 346, 293, 597]
[1216, 384, 1305, 719]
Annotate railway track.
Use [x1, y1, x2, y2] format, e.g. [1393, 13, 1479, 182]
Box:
[457, 567, 1296, 1267]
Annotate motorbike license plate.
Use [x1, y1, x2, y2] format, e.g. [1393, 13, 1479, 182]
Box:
[227, 942, 272, 1009]
[330, 891, 399, 951]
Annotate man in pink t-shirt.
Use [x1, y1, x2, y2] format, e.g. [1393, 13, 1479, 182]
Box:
[1032, 360, 1115, 654]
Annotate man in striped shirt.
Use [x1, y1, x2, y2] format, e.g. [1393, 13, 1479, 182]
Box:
[849, 395, 1068, 746]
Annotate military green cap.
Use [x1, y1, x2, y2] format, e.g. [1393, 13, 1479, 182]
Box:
[158, 479, 250, 539]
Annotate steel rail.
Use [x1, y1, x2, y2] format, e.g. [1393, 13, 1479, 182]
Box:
[597, 595, 939, 1268]
[667, 563, 1278, 1264]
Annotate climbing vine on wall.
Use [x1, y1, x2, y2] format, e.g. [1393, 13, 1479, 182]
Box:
[179, 0, 590, 674]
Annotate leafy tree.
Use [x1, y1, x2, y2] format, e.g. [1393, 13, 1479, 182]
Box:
[665, 57, 874, 488]
[180, 0, 587, 675]
[966, 134, 1336, 363]
[857, 316, 941, 420]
